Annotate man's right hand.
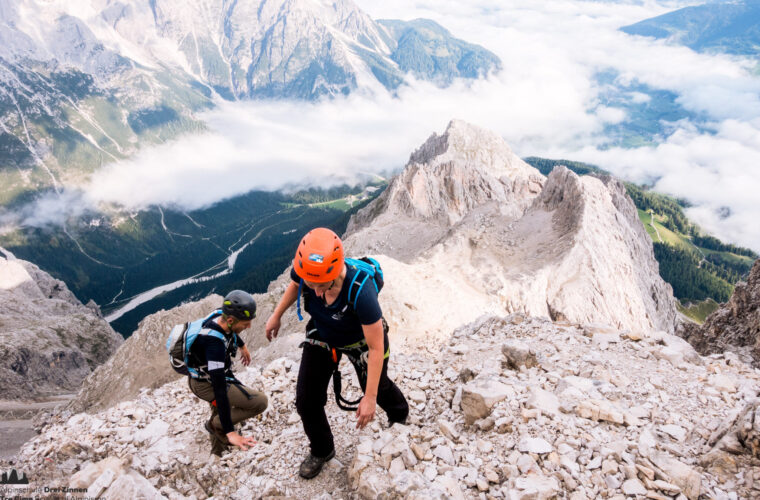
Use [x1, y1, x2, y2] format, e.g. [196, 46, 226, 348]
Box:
[227, 432, 257, 450]
[265, 315, 280, 342]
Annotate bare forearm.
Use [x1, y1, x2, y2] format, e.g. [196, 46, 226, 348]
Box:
[273, 282, 299, 318]
[364, 347, 383, 399]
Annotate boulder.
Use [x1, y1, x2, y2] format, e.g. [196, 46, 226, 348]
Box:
[460, 379, 514, 424]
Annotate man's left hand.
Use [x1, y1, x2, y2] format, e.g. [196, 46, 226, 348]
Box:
[356, 395, 376, 429]
[240, 346, 251, 366]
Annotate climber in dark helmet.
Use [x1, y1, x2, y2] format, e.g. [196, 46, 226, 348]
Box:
[265, 227, 409, 479]
[180, 290, 268, 456]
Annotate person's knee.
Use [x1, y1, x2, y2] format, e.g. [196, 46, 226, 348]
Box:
[238, 391, 268, 414]
[251, 393, 268, 415]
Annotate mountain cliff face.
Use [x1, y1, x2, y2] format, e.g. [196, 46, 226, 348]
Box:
[346, 119, 545, 261]
[679, 259, 760, 366]
[347, 120, 677, 335]
[0, 247, 122, 400]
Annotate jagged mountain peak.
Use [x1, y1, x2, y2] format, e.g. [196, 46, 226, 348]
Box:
[346, 121, 676, 334]
[346, 120, 545, 259]
[409, 119, 531, 175]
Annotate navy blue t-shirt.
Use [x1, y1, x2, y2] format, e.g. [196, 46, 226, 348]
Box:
[187, 313, 245, 434]
[291, 264, 382, 347]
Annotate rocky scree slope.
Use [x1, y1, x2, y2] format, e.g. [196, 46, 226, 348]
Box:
[0, 247, 122, 400]
[678, 258, 760, 367]
[346, 120, 677, 336]
[14, 314, 760, 499]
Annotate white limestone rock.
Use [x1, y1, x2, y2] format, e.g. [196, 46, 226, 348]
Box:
[518, 436, 553, 454]
[101, 470, 165, 500]
[460, 378, 514, 424]
[526, 387, 560, 416]
[513, 475, 560, 500]
[502, 341, 539, 370]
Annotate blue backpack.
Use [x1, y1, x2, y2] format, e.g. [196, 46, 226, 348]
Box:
[296, 257, 384, 321]
[166, 310, 238, 379]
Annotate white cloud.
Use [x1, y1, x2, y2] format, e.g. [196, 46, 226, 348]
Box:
[16, 0, 760, 252]
[570, 120, 760, 250]
[82, 72, 606, 210]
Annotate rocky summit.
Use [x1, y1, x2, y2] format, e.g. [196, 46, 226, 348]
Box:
[347, 120, 676, 336]
[14, 315, 760, 499]
[679, 258, 760, 367]
[0, 247, 122, 400]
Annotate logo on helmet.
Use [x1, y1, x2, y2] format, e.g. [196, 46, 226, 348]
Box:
[308, 253, 324, 263]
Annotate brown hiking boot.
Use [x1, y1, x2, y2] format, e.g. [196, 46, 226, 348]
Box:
[209, 435, 228, 457]
[204, 418, 230, 445]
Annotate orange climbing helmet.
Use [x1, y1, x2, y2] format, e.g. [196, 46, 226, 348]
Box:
[293, 228, 344, 282]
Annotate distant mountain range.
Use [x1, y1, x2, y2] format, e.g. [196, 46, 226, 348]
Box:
[621, 0, 760, 55]
[0, 0, 499, 203]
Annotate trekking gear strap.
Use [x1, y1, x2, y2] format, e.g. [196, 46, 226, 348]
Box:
[332, 370, 362, 411]
[296, 279, 304, 321]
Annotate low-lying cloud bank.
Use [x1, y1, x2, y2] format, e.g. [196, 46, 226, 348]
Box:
[6, 0, 760, 252]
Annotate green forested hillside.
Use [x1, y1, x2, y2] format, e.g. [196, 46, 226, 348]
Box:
[1, 184, 383, 337]
[524, 157, 758, 318]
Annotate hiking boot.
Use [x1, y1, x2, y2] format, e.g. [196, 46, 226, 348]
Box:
[209, 435, 228, 457]
[298, 449, 335, 479]
[204, 418, 230, 445]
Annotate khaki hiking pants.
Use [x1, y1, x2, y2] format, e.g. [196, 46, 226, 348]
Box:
[188, 378, 268, 432]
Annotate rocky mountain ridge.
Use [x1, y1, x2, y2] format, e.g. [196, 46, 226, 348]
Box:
[0, 0, 499, 200]
[678, 258, 760, 367]
[0, 246, 123, 400]
[346, 120, 677, 334]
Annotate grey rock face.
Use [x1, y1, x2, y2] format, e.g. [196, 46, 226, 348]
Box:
[0, 249, 122, 400]
[346, 120, 677, 334]
[679, 259, 760, 366]
[378, 19, 501, 86]
[345, 119, 545, 261]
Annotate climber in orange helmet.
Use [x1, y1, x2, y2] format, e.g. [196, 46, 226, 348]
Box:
[265, 227, 408, 479]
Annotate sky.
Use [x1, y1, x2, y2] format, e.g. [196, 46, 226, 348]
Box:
[14, 0, 760, 251]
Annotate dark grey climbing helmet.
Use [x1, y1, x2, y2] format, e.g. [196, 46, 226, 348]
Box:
[222, 290, 256, 320]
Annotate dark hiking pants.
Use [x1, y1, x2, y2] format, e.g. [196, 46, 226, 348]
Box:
[188, 378, 268, 433]
[295, 338, 409, 458]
